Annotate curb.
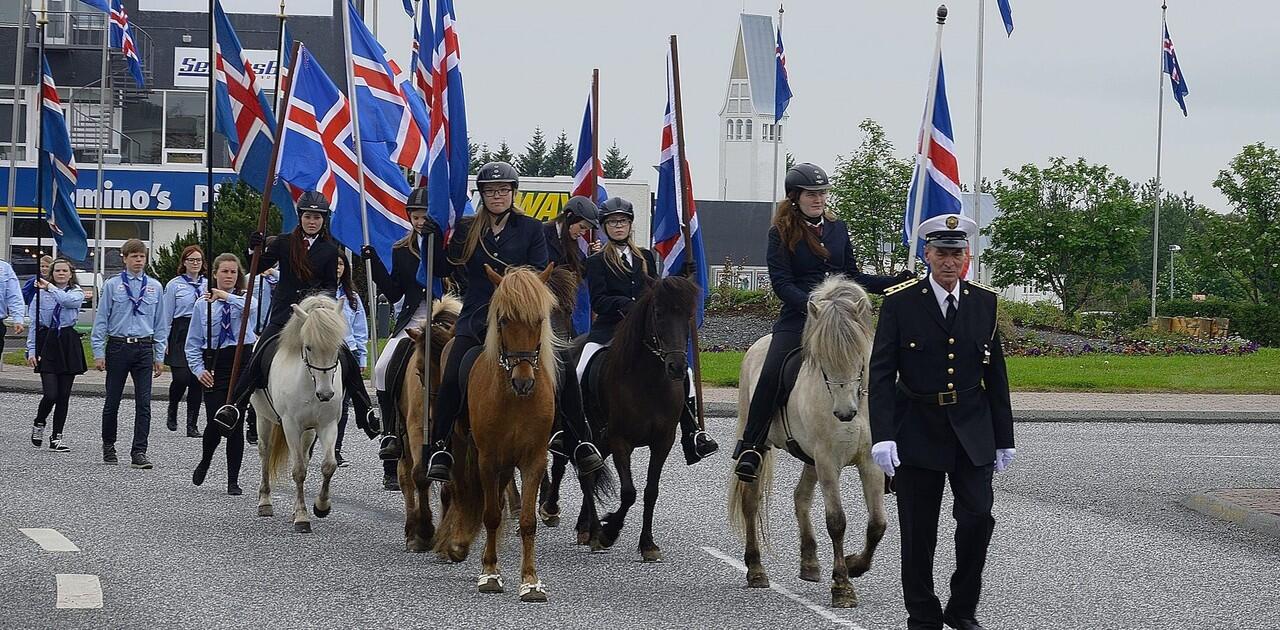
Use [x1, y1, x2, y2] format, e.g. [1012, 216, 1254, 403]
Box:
[703, 402, 1280, 424]
[1182, 491, 1280, 538]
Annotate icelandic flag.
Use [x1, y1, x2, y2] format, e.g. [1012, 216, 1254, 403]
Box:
[109, 0, 145, 88]
[38, 57, 88, 261]
[1163, 22, 1190, 117]
[571, 88, 608, 204]
[402, 0, 415, 16]
[276, 45, 410, 271]
[774, 24, 792, 122]
[212, 1, 297, 230]
[903, 52, 963, 259]
[652, 50, 709, 327]
[996, 0, 1014, 36]
[419, 0, 472, 292]
[345, 0, 429, 172]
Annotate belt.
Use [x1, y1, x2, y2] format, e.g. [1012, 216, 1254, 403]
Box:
[897, 381, 980, 406]
[108, 335, 154, 344]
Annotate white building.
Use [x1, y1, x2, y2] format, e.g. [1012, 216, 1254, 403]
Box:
[717, 13, 786, 203]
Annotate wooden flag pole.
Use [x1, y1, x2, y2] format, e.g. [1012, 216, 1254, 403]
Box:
[668, 35, 705, 432]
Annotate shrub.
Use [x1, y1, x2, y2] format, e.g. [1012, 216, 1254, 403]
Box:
[705, 286, 780, 316]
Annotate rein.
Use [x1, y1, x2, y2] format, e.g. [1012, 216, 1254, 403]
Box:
[495, 318, 542, 375]
[301, 346, 340, 388]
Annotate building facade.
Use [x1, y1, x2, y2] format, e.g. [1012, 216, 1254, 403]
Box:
[717, 13, 786, 203]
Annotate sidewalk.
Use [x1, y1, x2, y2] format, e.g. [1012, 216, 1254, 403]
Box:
[2, 366, 1279, 422]
[1183, 489, 1280, 538]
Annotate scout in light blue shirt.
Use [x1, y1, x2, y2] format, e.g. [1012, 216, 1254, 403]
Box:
[26, 282, 85, 357]
[336, 285, 368, 369]
[91, 269, 169, 362]
[162, 271, 207, 321]
[185, 290, 258, 379]
[0, 259, 28, 329]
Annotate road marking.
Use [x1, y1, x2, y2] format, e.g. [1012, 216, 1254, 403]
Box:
[19, 528, 80, 552]
[701, 546, 866, 629]
[1185, 455, 1270, 459]
[55, 574, 103, 609]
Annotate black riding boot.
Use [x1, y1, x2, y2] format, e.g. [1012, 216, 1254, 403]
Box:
[679, 395, 719, 465]
[376, 390, 401, 460]
[213, 340, 268, 431]
[556, 361, 605, 478]
[339, 346, 380, 436]
[732, 441, 766, 482]
[425, 440, 453, 483]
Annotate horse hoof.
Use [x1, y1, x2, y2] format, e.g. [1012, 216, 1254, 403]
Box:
[640, 547, 663, 563]
[597, 529, 618, 549]
[831, 586, 858, 609]
[406, 537, 429, 553]
[799, 564, 822, 583]
[446, 545, 468, 563]
[477, 575, 504, 594]
[589, 538, 606, 553]
[539, 504, 560, 527]
[258, 505, 273, 517]
[519, 582, 548, 603]
[313, 504, 331, 519]
[294, 521, 312, 534]
[575, 530, 590, 546]
[746, 572, 770, 589]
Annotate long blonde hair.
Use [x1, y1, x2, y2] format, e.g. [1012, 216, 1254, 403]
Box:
[454, 198, 524, 265]
[601, 236, 647, 278]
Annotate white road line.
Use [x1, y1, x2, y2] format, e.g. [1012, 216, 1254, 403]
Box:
[701, 546, 867, 629]
[1185, 455, 1270, 459]
[55, 574, 103, 609]
[19, 528, 80, 552]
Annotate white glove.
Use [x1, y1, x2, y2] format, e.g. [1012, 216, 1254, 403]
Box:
[871, 441, 900, 477]
[995, 448, 1016, 473]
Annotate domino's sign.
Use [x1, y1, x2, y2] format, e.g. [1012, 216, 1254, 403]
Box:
[174, 47, 282, 89]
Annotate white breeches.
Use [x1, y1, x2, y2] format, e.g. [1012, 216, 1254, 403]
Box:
[372, 301, 433, 391]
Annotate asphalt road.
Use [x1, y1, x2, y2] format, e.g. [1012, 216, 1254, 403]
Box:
[2, 390, 1278, 629]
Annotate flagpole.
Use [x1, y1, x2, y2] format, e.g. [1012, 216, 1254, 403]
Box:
[273, 0, 286, 111]
[972, 0, 985, 277]
[1149, 2, 1167, 321]
[91, 5, 110, 325]
[4, 0, 29, 266]
[342, 0, 381, 373]
[224, 41, 300, 404]
[590, 68, 599, 203]
[906, 5, 949, 273]
[770, 3, 783, 204]
[34, 3, 46, 359]
[205, 0, 217, 360]
[668, 34, 705, 432]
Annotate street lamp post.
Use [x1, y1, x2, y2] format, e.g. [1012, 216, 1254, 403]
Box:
[1169, 244, 1181, 300]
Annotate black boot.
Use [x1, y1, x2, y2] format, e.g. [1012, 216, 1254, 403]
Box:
[245, 407, 259, 446]
[572, 441, 606, 478]
[425, 441, 453, 483]
[376, 390, 401, 460]
[732, 440, 765, 482]
[679, 396, 719, 465]
[166, 407, 178, 432]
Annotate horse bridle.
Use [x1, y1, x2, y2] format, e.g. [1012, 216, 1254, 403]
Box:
[302, 346, 340, 389]
[821, 364, 869, 399]
[642, 304, 685, 364]
[495, 318, 542, 375]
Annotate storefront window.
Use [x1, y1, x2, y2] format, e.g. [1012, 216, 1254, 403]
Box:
[164, 91, 205, 152]
[121, 92, 163, 165]
[0, 89, 28, 162]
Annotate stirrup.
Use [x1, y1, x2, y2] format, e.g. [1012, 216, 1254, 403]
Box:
[734, 449, 763, 482]
[378, 434, 402, 460]
[547, 430, 567, 458]
[690, 430, 719, 456]
[212, 405, 240, 432]
[426, 449, 454, 482]
[572, 442, 605, 478]
[365, 409, 383, 434]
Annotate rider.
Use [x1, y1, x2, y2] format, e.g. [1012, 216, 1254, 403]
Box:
[212, 191, 380, 437]
[732, 163, 910, 482]
[420, 161, 605, 483]
[363, 186, 434, 461]
[576, 197, 719, 465]
[543, 195, 600, 458]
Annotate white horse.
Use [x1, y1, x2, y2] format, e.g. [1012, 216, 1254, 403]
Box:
[728, 276, 887, 609]
[252, 295, 348, 534]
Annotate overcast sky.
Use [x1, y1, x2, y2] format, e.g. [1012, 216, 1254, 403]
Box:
[370, 0, 1278, 212]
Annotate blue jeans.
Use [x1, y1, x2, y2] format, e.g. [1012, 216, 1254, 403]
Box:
[102, 340, 154, 455]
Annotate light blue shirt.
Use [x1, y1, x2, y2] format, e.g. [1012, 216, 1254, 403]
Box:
[252, 267, 278, 335]
[161, 274, 208, 320]
[338, 288, 368, 368]
[90, 270, 169, 361]
[0, 260, 26, 322]
[185, 293, 258, 378]
[25, 284, 85, 357]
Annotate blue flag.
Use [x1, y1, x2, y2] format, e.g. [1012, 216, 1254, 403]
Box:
[1163, 23, 1190, 116]
[996, 0, 1014, 36]
[402, 0, 415, 16]
[109, 0, 146, 88]
[38, 57, 88, 261]
[774, 25, 792, 122]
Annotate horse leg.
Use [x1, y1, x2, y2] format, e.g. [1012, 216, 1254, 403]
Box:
[795, 464, 822, 582]
[517, 457, 548, 602]
[845, 454, 888, 578]
[313, 422, 338, 519]
[579, 471, 605, 552]
[477, 459, 507, 594]
[256, 415, 273, 518]
[638, 438, 673, 563]
[507, 478, 522, 521]
[540, 452, 567, 528]
[816, 460, 855, 608]
[598, 448, 635, 549]
[290, 427, 312, 534]
[740, 454, 769, 589]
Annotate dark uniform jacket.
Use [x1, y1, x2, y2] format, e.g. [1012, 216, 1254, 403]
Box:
[258, 232, 339, 329]
[426, 212, 548, 340]
[868, 277, 1015, 471]
[543, 223, 583, 272]
[370, 241, 428, 336]
[584, 248, 658, 345]
[768, 220, 900, 334]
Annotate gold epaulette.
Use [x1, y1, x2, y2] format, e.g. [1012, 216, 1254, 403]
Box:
[884, 278, 921, 296]
[967, 280, 999, 294]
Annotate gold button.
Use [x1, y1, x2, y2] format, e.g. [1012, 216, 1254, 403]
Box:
[909, 342, 916, 348]
[947, 383, 955, 390]
[963, 289, 970, 295]
[947, 368, 955, 375]
[948, 353, 955, 360]
[948, 338, 955, 345]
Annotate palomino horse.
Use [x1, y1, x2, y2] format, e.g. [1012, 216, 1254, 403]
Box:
[572, 276, 699, 561]
[252, 295, 349, 534]
[395, 295, 461, 552]
[433, 265, 559, 602]
[728, 276, 887, 608]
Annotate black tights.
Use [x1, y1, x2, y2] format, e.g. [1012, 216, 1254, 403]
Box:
[199, 387, 244, 486]
[168, 366, 203, 428]
[35, 373, 75, 435]
[431, 334, 480, 445]
[741, 331, 802, 447]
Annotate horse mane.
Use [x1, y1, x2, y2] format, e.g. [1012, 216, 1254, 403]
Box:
[801, 276, 874, 373]
[606, 275, 698, 378]
[483, 266, 560, 390]
[544, 266, 580, 318]
[279, 294, 348, 353]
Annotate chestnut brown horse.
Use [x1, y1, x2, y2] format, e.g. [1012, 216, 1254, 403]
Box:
[432, 265, 559, 603]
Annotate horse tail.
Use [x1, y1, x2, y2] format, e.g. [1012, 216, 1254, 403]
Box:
[583, 461, 615, 501]
[431, 432, 484, 562]
[265, 422, 289, 482]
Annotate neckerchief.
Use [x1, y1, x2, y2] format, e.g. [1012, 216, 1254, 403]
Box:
[119, 271, 146, 316]
[216, 299, 235, 347]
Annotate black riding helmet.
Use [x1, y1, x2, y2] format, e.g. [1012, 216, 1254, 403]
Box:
[296, 190, 331, 217]
[476, 161, 519, 189]
[562, 195, 601, 229]
[598, 196, 634, 222]
[406, 186, 428, 211]
[784, 162, 832, 197]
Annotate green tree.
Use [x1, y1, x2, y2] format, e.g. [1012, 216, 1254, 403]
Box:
[517, 128, 548, 177]
[1201, 142, 1280, 304]
[545, 130, 575, 177]
[986, 157, 1146, 316]
[468, 140, 482, 175]
[785, 152, 796, 172]
[828, 119, 913, 276]
[491, 140, 515, 165]
[602, 140, 633, 179]
[151, 182, 283, 283]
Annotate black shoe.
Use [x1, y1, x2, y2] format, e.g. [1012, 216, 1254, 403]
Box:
[102, 443, 118, 465]
[943, 614, 986, 630]
[246, 425, 258, 446]
[383, 473, 400, 491]
[572, 442, 606, 478]
[547, 430, 567, 458]
[166, 415, 177, 432]
[192, 462, 209, 486]
[31, 424, 44, 447]
[48, 434, 70, 453]
[426, 449, 453, 483]
[733, 446, 763, 483]
[130, 452, 153, 470]
[681, 430, 719, 465]
[378, 434, 402, 460]
[187, 426, 202, 438]
[335, 451, 349, 468]
[213, 405, 240, 432]
[227, 483, 243, 496]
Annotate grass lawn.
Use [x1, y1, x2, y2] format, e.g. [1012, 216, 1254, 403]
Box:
[696, 348, 1280, 394]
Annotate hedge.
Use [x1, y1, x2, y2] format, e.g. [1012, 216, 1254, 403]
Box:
[1123, 299, 1280, 347]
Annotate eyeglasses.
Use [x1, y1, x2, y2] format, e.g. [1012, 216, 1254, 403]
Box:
[604, 219, 631, 227]
[184, 257, 203, 263]
[481, 188, 513, 198]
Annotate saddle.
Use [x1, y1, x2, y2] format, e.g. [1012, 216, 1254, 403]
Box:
[384, 338, 418, 436]
[580, 345, 610, 425]
[775, 347, 815, 466]
[251, 334, 282, 389]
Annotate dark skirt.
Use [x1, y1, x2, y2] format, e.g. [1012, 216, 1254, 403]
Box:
[34, 326, 87, 376]
[165, 315, 193, 367]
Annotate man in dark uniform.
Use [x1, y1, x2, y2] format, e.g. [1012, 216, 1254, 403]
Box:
[869, 213, 1016, 630]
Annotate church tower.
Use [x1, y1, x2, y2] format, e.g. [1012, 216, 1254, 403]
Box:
[718, 13, 787, 202]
